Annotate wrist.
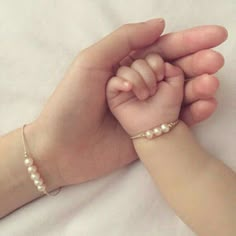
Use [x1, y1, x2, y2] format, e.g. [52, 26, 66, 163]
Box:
[126, 110, 181, 137]
[24, 122, 63, 191]
[130, 119, 179, 140]
[0, 126, 61, 218]
[131, 120, 212, 199]
[132, 120, 188, 155]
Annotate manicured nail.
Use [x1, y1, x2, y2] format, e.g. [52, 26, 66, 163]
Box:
[156, 18, 164, 22]
[146, 18, 165, 24]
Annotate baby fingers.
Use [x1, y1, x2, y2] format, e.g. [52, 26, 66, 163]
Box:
[131, 59, 157, 96]
[116, 66, 150, 100]
[145, 53, 165, 81]
[106, 76, 132, 100]
[108, 53, 165, 101]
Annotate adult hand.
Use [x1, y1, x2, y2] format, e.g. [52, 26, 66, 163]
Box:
[27, 19, 227, 188]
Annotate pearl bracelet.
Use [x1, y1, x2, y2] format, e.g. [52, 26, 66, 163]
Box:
[130, 120, 179, 140]
[22, 125, 61, 196]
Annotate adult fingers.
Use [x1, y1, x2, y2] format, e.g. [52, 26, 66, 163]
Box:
[76, 18, 165, 69]
[131, 25, 228, 61]
[173, 49, 224, 77]
[181, 98, 218, 126]
[183, 74, 219, 105]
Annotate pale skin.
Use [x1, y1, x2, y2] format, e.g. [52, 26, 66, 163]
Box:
[106, 53, 236, 236]
[0, 19, 228, 218]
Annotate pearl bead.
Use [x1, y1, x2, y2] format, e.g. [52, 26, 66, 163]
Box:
[27, 165, 37, 174]
[34, 178, 43, 186]
[161, 124, 170, 133]
[37, 184, 46, 192]
[145, 130, 153, 139]
[24, 158, 33, 167]
[30, 173, 40, 181]
[153, 127, 162, 136]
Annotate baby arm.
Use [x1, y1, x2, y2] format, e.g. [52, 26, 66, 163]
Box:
[106, 54, 236, 236]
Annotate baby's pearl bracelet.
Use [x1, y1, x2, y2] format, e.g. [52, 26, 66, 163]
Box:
[130, 120, 179, 140]
[22, 125, 61, 196]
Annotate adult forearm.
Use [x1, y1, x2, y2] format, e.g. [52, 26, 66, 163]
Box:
[0, 124, 60, 218]
[134, 121, 236, 235]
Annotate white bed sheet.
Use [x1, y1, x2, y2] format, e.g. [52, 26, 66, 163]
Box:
[0, 0, 235, 235]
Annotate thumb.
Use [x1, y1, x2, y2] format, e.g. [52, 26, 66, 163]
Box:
[165, 62, 184, 88]
[77, 18, 165, 69]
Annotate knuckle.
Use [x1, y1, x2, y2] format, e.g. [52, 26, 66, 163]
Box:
[131, 59, 146, 68]
[146, 53, 162, 61]
[175, 65, 184, 76]
[194, 83, 207, 97]
[146, 53, 164, 68]
[111, 76, 118, 81]
[116, 66, 129, 75]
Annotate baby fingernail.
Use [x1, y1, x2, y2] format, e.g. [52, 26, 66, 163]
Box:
[151, 87, 156, 95]
[123, 81, 131, 90]
[123, 81, 129, 87]
[140, 90, 149, 100]
[158, 73, 164, 81]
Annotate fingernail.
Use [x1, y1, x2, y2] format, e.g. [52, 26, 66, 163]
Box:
[151, 87, 157, 96]
[140, 90, 149, 100]
[156, 18, 165, 22]
[124, 81, 129, 87]
[158, 73, 164, 81]
[146, 18, 165, 24]
[123, 81, 131, 89]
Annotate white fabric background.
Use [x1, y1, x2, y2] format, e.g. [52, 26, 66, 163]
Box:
[0, 0, 235, 235]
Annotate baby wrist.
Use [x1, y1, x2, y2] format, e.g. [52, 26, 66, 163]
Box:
[130, 119, 179, 140]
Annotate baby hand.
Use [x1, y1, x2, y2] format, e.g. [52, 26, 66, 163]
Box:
[106, 53, 184, 136]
